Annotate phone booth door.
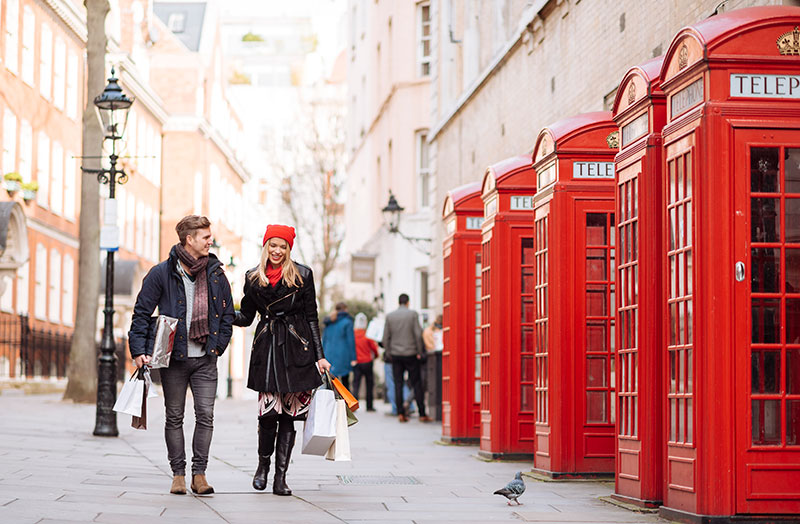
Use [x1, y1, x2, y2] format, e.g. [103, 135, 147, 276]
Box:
[734, 128, 800, 514]
[576, 201, 617, 472]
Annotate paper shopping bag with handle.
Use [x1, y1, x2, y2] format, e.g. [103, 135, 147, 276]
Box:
[302, 387, 337, 455]
[326, 371, 359, 412]
[325, 398, 352, 462]
[113, 370, 145, 417]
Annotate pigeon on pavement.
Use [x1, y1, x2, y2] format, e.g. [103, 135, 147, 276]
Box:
[493, 471, 526, 505]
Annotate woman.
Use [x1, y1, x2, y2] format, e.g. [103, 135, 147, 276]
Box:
[351, 312, 379, 411]
[234, 224, 331, 496]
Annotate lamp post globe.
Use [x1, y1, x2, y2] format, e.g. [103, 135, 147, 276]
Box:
[92, 67, 134, 437]
[382, 192, 404, 233]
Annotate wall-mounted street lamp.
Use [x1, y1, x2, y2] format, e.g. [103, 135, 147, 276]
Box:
[85, 67, 134, 437]
[381, 191, 432, 255]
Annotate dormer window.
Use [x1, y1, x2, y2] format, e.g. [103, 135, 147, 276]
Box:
[168, 12, 186, 33]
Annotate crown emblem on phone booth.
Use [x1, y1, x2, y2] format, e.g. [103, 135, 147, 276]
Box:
[777, 26, 800, 55]
[606, 131, 619, 149]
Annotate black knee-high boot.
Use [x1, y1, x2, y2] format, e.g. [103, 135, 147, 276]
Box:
[272, 416, 296, 496]
[253, 415, 278, 491]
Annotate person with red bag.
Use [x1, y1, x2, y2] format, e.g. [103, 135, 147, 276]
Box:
[233, 224, 331, 496]
[351, 312, 379, 412]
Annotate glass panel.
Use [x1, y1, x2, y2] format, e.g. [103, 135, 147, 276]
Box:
[751, 248, 781, 293]
[752, 198, 780, 243]
[669, 302, 678, 346]
[787, 249, 800, 293]
[587, 323, 606, 351]
[586, 213, 607, 245]
[670, 398, 677, 441]
[521, 384, 534, 411]
[752, 298, 781, 344]
[752, 399, 781, 445]
[521, 326, 534, 352]
[587, 357, 607, 387]
[788, 198, 800, 243]
[669, 159, 677, 204]
[669, 207, 676, 250]
[475, 351, 481, 375]
[631, 223, 638, 260]
[751, 147, 780, 193]
[686, 153, 692, 198]
[687, 398, 693, 444]
[587, 391, 607, 423]
[522, 298, 535, 323]
[788, 400, 800, 445]
[669, 350, 677, 393]
[678, 347, 685, 393]
[687, 348, 692, 392]
[521, 355, 534, 381]
[788, 349, 800, 395]
[586, 287, 607, 316]
[678, 398, 685, 442]
[752, 350, 781, 394]
[787, 148, 800, 193]
[522, 238, 535, 265]
[686, 201, 693, 247]
[677, 154, 685, 201]
[678, 203, 685, 249]
[522, 268, 535, 293]
[475, 379, 481, 403]
[788, 298, 800, 344]
[586, 248, 606, 281]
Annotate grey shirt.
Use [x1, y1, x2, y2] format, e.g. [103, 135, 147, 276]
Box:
[382, 306, 423, 358]
[177, 261, 205, 358]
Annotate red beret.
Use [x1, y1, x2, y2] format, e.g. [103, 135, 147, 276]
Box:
[262, 224, 296, 249]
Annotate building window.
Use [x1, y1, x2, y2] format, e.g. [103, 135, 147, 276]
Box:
[53, 38, 66, 110]
[34, 244, 47, 320]
[49, 249, 61, 323]
[0, 274, 13, 312]
[419, 269, 429, 309]
[21, 7, 35, 86]
[62, 254, 74, 326]
[417, 2, 431, 77]
[67, 52, 79, 120]
[36, 132, 50, 207]
[50, 141, 63, 215]
[39, 23, 53, 100]
[416, 130, 431, 208]
[3, 110, 17, 175]
[167, 12, 186, 33]
[19, 120, 32, 182]
[64, 150, 76, 220]
[16, 261, 29, 314]
[5, 0, 20, 75]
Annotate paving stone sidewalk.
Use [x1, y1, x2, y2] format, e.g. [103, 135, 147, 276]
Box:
[0, 391, 674, 524]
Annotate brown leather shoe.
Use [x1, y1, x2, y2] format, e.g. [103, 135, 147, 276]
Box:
[398, 414, 409, 423]
[419, 416, 433, 423]
[191, 474, 215, 495]
[170, 475, 187, 495]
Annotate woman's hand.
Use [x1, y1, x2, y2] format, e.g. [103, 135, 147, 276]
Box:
[316, 358, 331, 374]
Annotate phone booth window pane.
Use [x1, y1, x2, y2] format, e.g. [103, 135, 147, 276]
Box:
[475, 331, 481, 353]
[669, 159, 677, 204]
[787, 249, 800, 291]
[522, 326, 534, 352]
[586, 213, 607, 245]
[587, 357, 606, 387]
[669, 302, 678, 346]
[787, 401, 800, 445]
[523, 268, 535, 293]
[521, 384, 534, 411]
[475, 379, 481, 403]
[752, 198, 780, 242]
[669, 207, 676, 250]
[609, 353, 616, 385]
[787, 149, 800, 193]
[522, 238, 535, 264]
[752, 399, 781, 445]
[522, 356, 534, 381]
[686, 201, 693, 247]
[787, 198, 800, 243]
[475, 353, 481, 376]
[670, 399, 677, 441]
[751, 147, 780, 193]
[685, 153, 692, 198]
[587, 287, 607, 316]
[522, 298, 534, 323]
[752, 350, 781, 394]
[687, 399, 693, 443]
[586, 248, 606, 281]
[587, 323, 606, 351]
[788, 350, 800, 395]
[752, 298, 781, 344]
[787, 298, 800, 344]
[587, 391, 607, 423]
[610, 391, 616, 424]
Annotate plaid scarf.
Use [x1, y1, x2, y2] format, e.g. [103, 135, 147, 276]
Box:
[174, 243, 210, 345]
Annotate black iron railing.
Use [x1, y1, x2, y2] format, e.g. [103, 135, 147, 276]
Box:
[0, 313, 72, 379]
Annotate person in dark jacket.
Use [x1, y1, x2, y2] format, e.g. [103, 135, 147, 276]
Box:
[234, 224, 331, 496]
[129, 215, 234, 496]
[322, 302, 356, 390]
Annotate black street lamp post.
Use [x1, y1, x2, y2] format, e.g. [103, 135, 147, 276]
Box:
[381, 191, 432, 254]
[85, 68, 134, 437]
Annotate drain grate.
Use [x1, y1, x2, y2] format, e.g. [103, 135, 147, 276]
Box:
[338, 475, 421, 485]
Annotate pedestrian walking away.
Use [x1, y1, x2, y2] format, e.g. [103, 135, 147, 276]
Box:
[322, 302, 356, 390]
[382, 293, 431, 423]
[352, 312, 379, 411]
[128, 215, 235, 496]
[233, 224, 331, 496]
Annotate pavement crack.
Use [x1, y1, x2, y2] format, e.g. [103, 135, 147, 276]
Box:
[2, 498, 17, 507]
[294, 495, 348, 522]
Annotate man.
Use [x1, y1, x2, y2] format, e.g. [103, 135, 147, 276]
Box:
[382, 293, 431, 423]
[322, 302, 356, 389]
[128, 215, 234, 496]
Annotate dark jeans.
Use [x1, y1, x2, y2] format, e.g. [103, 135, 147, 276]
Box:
[352, 361, 374, 410]
[392, 356, 426, 418]
[160, 354, 218, 476]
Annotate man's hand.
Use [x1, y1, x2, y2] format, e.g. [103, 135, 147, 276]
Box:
[134, 355, 151, 368]
[316, 358, 332, 374]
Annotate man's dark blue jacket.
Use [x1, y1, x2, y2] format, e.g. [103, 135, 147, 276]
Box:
[128, 246, 235, 360]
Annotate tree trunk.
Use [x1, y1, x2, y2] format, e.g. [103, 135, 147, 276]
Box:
[63, 0, 110, 402]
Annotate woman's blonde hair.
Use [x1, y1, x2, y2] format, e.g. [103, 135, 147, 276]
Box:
[249, 240, 304, 288]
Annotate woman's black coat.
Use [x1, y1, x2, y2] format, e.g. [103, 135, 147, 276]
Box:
[234, 262, 325, 393]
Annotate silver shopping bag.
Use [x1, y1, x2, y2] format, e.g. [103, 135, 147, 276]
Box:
[301, 388, 337, 456]
[150, 315, 179, 369]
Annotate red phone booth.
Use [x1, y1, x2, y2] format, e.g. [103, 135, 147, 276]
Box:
[479, 156, 536, 459]
[611, 57, 667, 506]
[442, 182, 484, 444]
[657, 6, 800, 520]
[531, 112, 618, 476]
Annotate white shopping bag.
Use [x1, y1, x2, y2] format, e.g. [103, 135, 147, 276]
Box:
[150, 315, 179, 369]
[113, 371, 145, 417]
[325, 399, 352, 462]
[301, 388, 337, 455]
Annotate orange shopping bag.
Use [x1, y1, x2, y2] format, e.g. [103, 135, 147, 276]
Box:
[326, 371, 359, 412]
